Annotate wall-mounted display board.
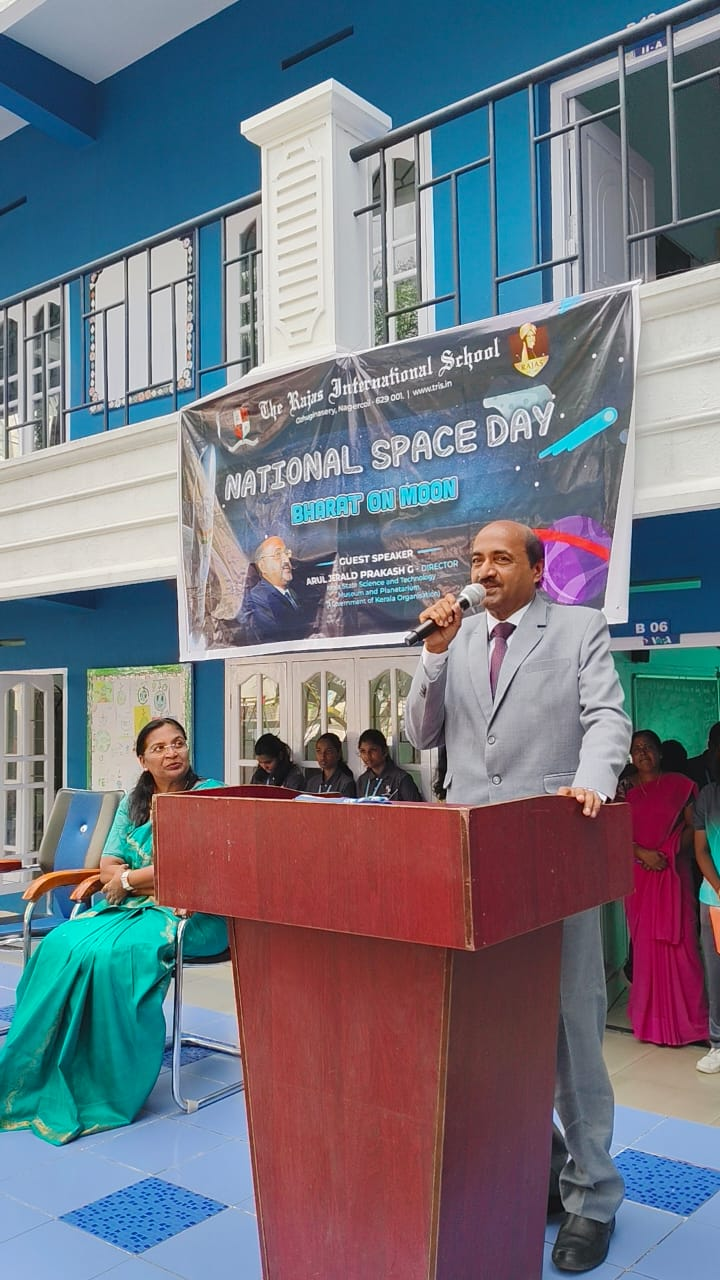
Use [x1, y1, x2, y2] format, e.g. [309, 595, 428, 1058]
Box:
[631, 675, 719, 758]
[87, 665, 193, 791]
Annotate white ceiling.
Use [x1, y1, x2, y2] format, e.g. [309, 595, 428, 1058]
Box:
[0, 0, 240, 141]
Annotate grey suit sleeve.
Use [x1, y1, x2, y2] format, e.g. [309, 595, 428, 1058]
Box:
[404, 651, 448, 750]
[573, 610, 632, 798]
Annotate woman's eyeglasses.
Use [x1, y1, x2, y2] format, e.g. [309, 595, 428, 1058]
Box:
[145, 738, 187, 757]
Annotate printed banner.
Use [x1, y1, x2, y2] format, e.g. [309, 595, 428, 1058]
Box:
[179, 286, 637, 659]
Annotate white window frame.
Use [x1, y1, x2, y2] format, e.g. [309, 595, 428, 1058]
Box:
[549, 11, 720, 297]
[372, 136, 436, 345]
[0, 668, 66, 861]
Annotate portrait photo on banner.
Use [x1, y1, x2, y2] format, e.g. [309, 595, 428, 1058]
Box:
[178, 284, 638, 661]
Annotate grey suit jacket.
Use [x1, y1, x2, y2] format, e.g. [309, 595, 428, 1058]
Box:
[405, 593, 631, 807]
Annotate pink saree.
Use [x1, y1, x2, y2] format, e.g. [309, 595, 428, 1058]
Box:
[625, 773, 707, 1045]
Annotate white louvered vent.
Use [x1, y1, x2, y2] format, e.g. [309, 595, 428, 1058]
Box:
[272, 139, 324, 346]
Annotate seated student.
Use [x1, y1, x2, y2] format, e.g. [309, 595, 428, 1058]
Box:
[0, 718, 226, 1146]
[251, 733, 306, 790]
[306, 733, 356, 796]
[356, 728, 423, 801]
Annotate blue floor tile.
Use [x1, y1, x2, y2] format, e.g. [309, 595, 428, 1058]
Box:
[144, 1207, 261, 1280]
[630, 1115, 720, 1169]
[61, 1176, 227, 1254]
[164, 1139, 254, 1207]
[623, 1217, 720, 1279]
[612, 1105, 666, 1152]
[97, 1116, 229, 1175]
[689, 1185, 720, 1228]
[184, 1092, 249, 1140]
[0, 1126, 71, 1176]
[0, 1194, 51, 1243]
[603, 1201, 682, 1270]
[0, 1218, 127, 1280]
[5, 1148, 145, 1216]
[101, 1261, 180, 1280]
[160, 1044, 214, 1070]
[139, 1073, 181, 1120]
[179, 1054, 242, 1087]
[616, 1147, 720, 1215]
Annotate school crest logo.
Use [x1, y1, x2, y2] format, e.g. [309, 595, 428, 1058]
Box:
[509, 322, 549, 378]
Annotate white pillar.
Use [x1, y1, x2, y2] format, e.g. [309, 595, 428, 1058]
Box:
[241, 80, 391, 370]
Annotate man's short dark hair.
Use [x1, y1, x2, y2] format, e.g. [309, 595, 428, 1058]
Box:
[525, 529, 544, 568]
[708, 722, 720, 750]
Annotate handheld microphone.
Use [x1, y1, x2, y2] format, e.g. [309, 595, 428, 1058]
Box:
[403, 583, 486, 646]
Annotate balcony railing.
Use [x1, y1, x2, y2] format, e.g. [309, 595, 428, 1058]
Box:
[0, 192, 261, 460]
[353, 0, 720, 343]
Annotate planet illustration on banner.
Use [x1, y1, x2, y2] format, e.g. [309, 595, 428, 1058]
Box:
[537, 516, 612, 605]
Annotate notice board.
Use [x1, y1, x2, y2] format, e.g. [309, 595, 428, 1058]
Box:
[87, 665, 193, 791]
[631, 675, 719, 758]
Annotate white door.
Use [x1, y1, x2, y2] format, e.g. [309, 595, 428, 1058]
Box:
[292, 657, 359, 774]
[354, 653, 430, 797]
[225, 661, 288, 783]
[0, 673, 58, 860]
[575, 102, 656, 290]
[225, 649, 434, 797]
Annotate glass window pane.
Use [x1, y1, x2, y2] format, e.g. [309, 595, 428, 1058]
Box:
[32, 788, 45, 849]
[396, 670, 420, 766]
[260, 676, 280, 736]
[32, 760, 45, 782]
[5, 790, 17, 847]
[239, 675, 258, 759]
[370, 672, 392, 741]
[5, 687, 19, 755]
[5, 761, 17, 781]
[326, 674, 347, 740]
[302, 674, 322, 752]
[33, 689, 45, 755]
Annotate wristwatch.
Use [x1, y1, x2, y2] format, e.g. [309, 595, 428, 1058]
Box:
[120, 868, 132, 893]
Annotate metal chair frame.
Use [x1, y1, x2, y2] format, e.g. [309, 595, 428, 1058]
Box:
[167, 915, 243, 1114]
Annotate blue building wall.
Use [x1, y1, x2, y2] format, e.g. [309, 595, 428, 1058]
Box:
[0, 582, 224, 787]
[0, 0, 639, 298]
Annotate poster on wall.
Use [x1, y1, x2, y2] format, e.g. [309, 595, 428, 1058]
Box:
[87, 665, 193, 791]
[179, 285, 638, 660]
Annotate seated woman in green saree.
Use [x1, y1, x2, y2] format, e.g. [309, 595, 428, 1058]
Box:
[0, 718, 226, 1145]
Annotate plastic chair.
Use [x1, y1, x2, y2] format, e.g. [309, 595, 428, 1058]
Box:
[0, 788, 123, 966]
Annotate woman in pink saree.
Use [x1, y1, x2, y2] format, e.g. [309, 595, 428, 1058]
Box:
[624, 729, 707, 1045]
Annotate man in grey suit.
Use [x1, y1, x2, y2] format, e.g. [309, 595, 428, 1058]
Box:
[405, 519, 632, 1274]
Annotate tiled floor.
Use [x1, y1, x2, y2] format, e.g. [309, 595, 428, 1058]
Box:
[1, 958, 720, 1277]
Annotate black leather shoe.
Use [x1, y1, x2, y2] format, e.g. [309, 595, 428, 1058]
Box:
[551, 1213, 615, 1272]
[547, 1170, 564, 1217]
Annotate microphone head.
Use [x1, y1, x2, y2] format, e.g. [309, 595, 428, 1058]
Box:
[457, 582, 486, 611]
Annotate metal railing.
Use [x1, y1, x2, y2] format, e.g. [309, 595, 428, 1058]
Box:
[352, 0, 720, 342]
[0, 191, 261, 460]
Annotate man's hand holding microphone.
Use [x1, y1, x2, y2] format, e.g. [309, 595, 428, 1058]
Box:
[404, 583, 486, 652]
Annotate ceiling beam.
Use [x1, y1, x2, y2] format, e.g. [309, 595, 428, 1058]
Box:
[0, 33, 96, 145]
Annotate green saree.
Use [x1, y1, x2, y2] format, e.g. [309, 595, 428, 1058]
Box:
[0, 779, 227, 1145]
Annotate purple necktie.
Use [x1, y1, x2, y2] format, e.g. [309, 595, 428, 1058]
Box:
[489, 622, 516, 698]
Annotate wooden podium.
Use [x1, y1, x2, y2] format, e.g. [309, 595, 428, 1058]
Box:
[155, 792, 632, 1280]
